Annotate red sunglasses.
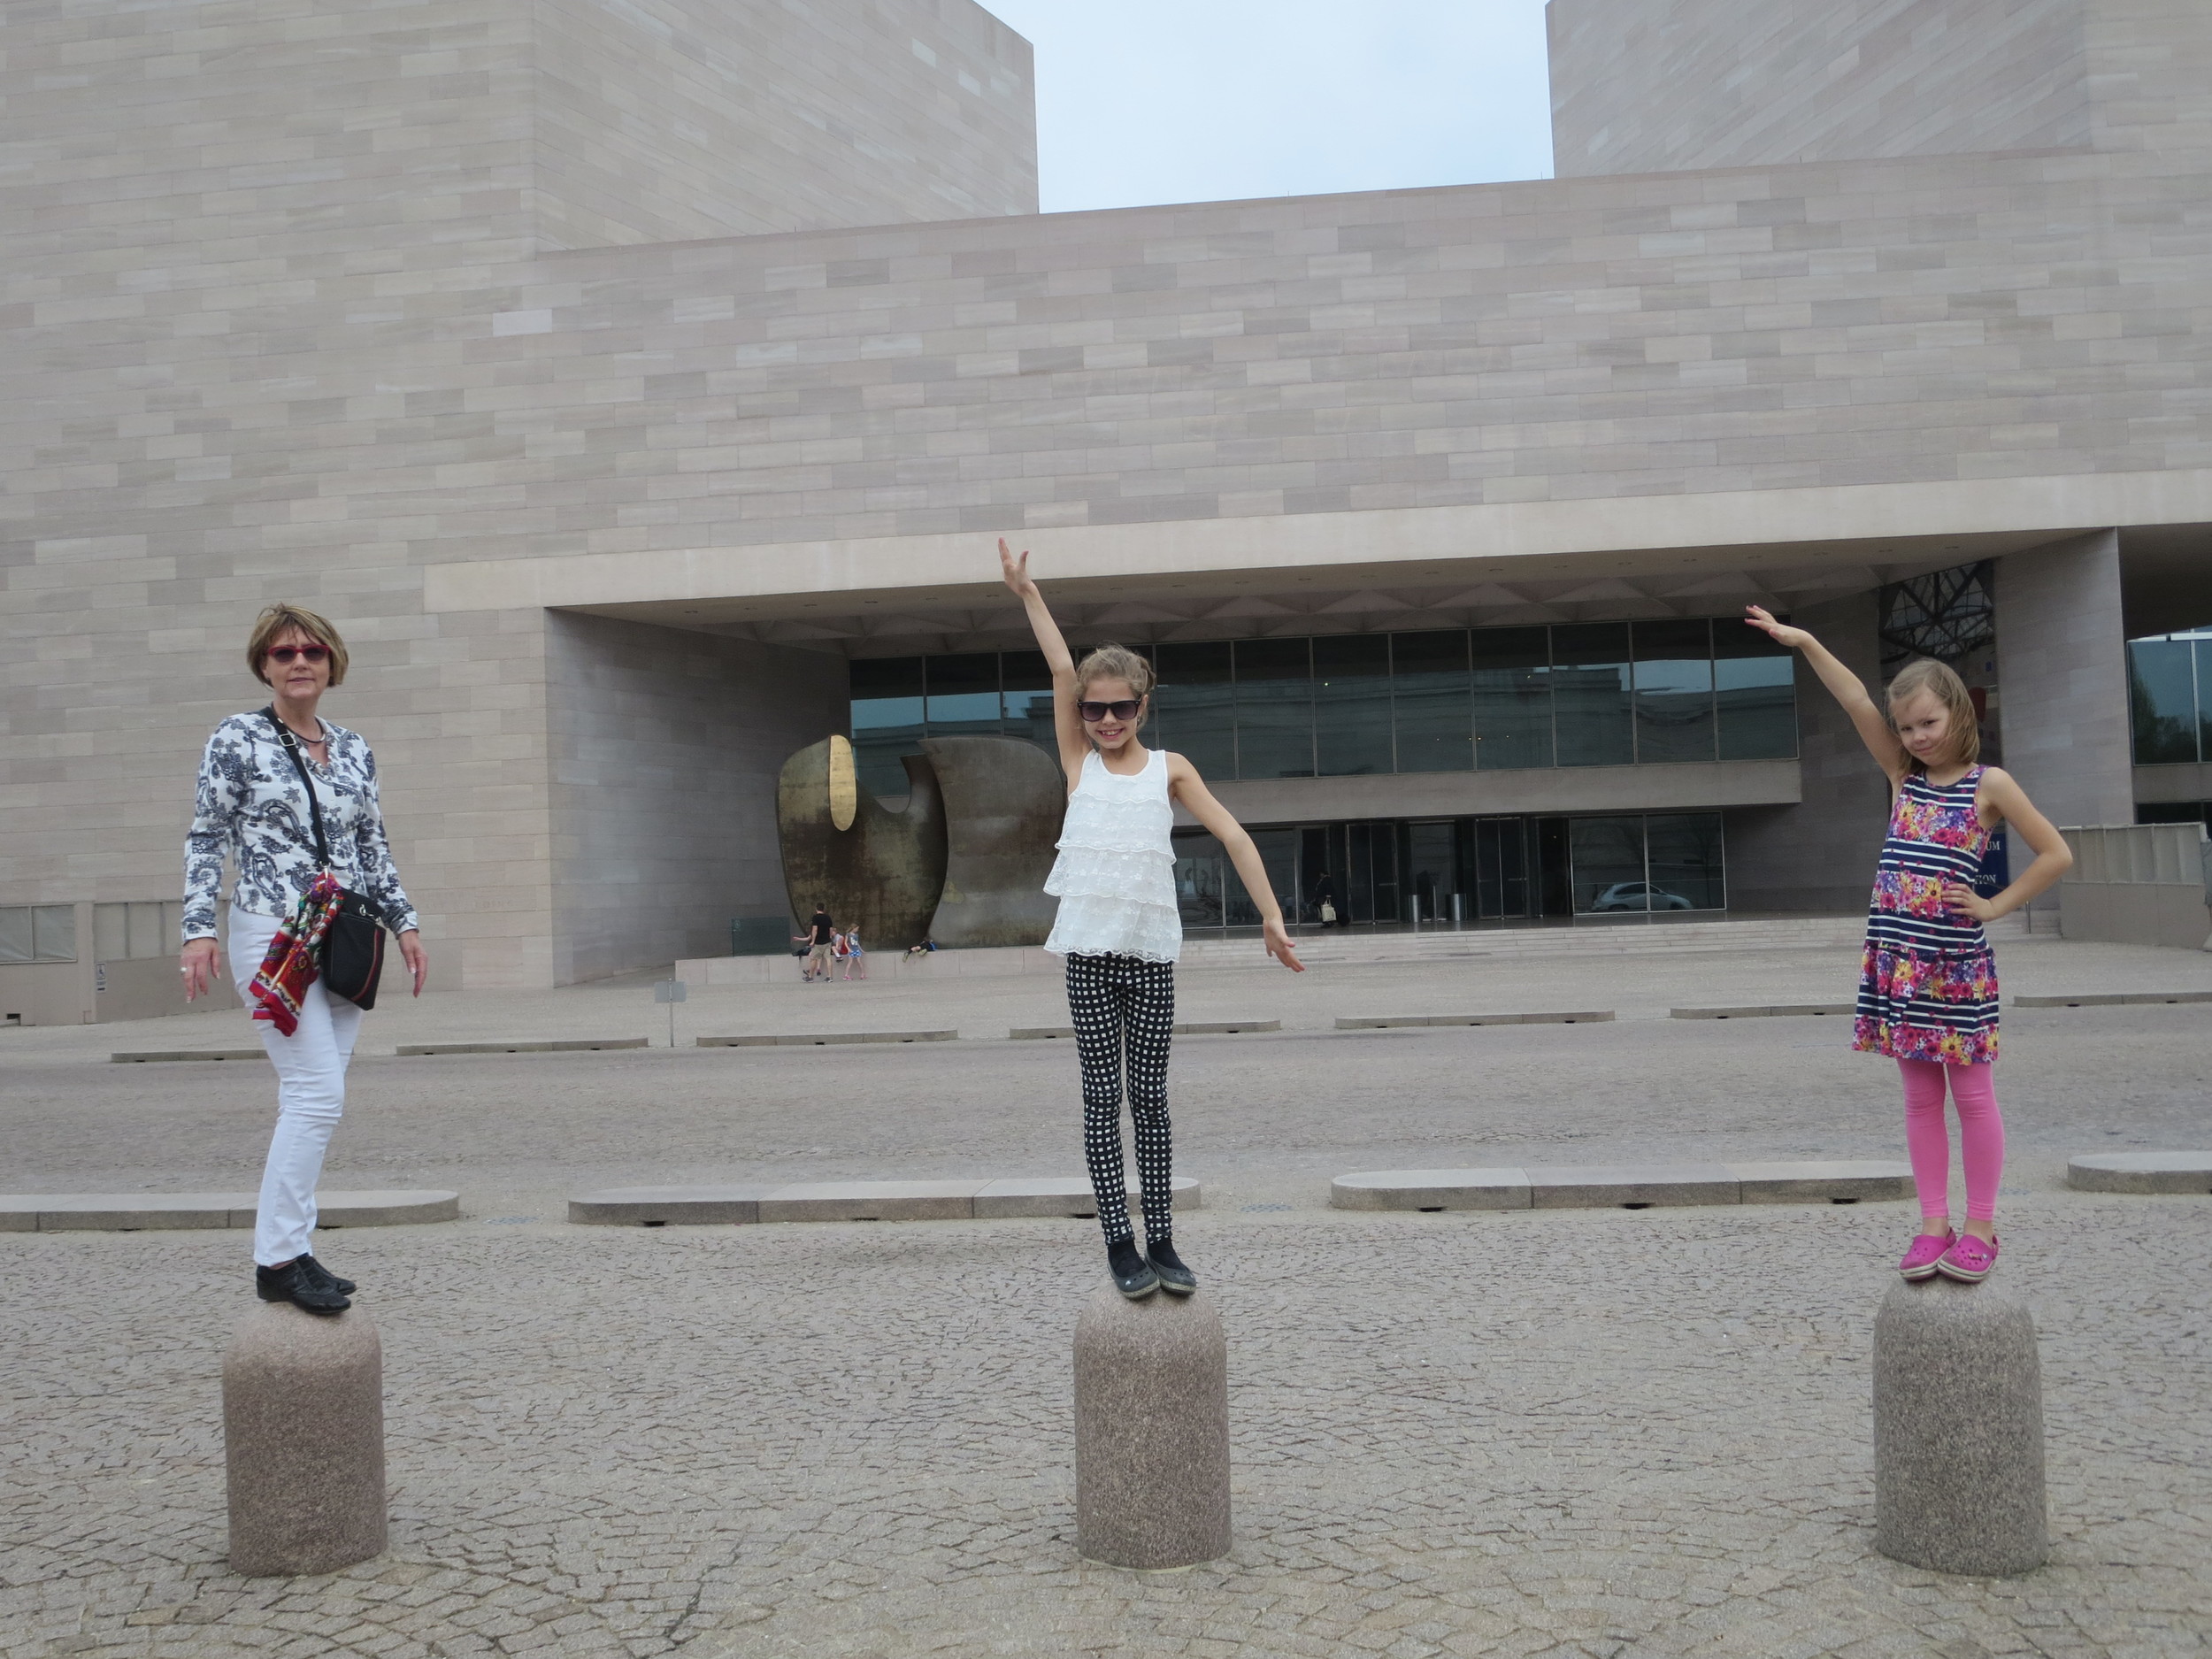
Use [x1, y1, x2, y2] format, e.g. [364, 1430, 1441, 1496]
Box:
[265, 644, 329, 664]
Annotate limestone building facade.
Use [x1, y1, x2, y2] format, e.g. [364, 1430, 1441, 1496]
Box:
[3, 0, 2207, 1010]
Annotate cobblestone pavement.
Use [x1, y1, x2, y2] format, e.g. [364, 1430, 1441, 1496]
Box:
[3, 939, 2208, 1655]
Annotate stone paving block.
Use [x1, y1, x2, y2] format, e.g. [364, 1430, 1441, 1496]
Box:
[757, 1180, 986, 1223]
[2065, 1152, 2212, 1194]
[397, 1039, 648, 1056]
[566, 1186, 781, 1225]
[698, 1030, 957, 1047]
[972, 1175, 1201, 1219]
[1726, 1161, 1916, 1203]
[1525, 1164, 1741, 1208]
[1173, 1019, 1281, 1034]
[2015, 990, 2212, 1008]
[110, 1049, 265, 1063]
[1671, 1003, 1855, 1019]
[1333, 1010, 1614, 1029]
[1328, 1169, 1533, 1210]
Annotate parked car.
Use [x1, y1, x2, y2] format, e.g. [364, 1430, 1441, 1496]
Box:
[1588, 881, 1695, 912]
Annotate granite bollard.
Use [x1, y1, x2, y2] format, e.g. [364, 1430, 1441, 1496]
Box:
[1873, 1278, 2047, 1576]
[1073, 1281, 1230, 1569]
[223, 1303, 387, 1576]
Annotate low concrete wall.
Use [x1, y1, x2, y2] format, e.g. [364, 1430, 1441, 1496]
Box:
[2058, 824, 2212, 950]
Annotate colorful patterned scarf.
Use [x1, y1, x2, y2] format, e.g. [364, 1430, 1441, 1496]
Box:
[248, 872, 342, 1037]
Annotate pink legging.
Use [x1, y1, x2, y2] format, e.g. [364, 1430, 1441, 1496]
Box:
[1899, 1059, 2005, 1223]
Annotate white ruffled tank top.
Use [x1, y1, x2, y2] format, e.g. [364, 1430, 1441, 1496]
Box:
[1042, 746, 1183, 963]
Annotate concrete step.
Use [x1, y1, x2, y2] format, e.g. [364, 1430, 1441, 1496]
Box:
[568, 1175, 1201, 1225]
[2016, 991, 2212, 1009]
[0, 1190, 461, 1233]
[1330, 1160, 1914, 1211]
[1334, 1010, 1613, 1029]
[1671, 1002, 1854, 1019]
[398, 1039, 647, 1056]
[697, 1029, 956, 1047]
[111, 1048, 265, 1063]
[2066, 1152, 2212, 1194]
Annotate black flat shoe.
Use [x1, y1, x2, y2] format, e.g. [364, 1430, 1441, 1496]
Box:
[296, 1254, 355, 1296]
[1107, 1238, 1159, 1300]
[1147, 1236, 1198, 1296]
[256, 1260, 350, 1314]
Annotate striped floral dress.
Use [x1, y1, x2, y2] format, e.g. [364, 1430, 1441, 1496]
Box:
[1853, 766, 2001, 1064]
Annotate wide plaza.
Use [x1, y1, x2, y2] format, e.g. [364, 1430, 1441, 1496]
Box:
[4, 932, 2208, 1657]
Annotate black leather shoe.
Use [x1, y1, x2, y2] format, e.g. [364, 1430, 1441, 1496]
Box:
[1107, 1238, 1158, 1300]
[1147, 1236, 1198, 1296]
[257, 1260, 350, 1314]
[297, 1254, 355, 1296]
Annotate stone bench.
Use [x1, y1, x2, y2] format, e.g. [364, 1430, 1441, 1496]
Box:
[696, 1029, 956, 1047]
[2065, 1151, 2212, 1194]
[397, 1039, 647, 1056]
[1671, 1002, 1854, 1019]
[2014, 990, 2212, 1008]
[1329, 1160, 1913, 1211]
[568, 1175, 1201, 1225]
[1333, 1010, 1614, 1030]
[111, 1048, 265, 1063]
[0, 1190, 460, 1233]
[1176, 1019, 1279, 1034]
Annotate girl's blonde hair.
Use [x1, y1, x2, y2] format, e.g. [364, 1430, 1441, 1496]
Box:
[1074, 642, 1156, 710]
[1886, 657, 1979, 770]
[246, 603, 349, 687]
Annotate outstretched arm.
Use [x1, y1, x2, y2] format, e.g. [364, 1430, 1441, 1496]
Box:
[1743, 605, 1908, 782]
[1000, 538, 1089, 786]
[1166, 756, 1304, 972]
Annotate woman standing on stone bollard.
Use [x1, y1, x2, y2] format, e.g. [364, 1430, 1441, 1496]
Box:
[1000, 539, 1304, 1301]
[1744, 606, 2070, 1283]
[180, 604, 427, 1314]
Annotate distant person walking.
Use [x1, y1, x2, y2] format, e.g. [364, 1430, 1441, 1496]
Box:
[1744, 606, 2070, 1284]
[1001, 538, 1303, 1302]
[180, 604, 428, 1315]
[805, 905, 836, 982]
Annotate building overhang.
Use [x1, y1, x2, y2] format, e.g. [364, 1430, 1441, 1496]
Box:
[1186, 759, 1802, 828]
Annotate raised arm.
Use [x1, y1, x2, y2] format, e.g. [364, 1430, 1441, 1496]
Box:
[1743, 605, 1909, 782]
[999, 538, 1089, 785]
[1165, 756, 1304, 972]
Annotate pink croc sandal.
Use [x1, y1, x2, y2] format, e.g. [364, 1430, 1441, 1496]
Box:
[1899, 1229, 1954, 1281]
[1936, 1233, 2000, 1283]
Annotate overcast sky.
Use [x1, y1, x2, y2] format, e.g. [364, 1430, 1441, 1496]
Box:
[978, 0, 1557, 214]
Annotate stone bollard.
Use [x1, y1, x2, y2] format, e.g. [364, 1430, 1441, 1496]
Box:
[223, 1303, 387, 1577]
[1873, 1278, 2047, 1575]
[1072, 1280, 1231, 1568]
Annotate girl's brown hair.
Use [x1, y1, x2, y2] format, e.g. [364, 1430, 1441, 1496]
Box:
[247, 603, 349, 687]
[1074, 642, 1156, 706]
[1885, 657, 1978, 770]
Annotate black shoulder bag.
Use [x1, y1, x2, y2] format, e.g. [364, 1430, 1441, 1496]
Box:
[265, 707, 388, 1010]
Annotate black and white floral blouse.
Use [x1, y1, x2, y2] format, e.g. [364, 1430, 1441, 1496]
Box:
[182, 711, 418, 942]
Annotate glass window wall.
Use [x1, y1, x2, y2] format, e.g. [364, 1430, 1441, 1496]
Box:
[849, 656, 924, 799]
[1394, 631, 1475, 773]
[1552, 623, 1635, 767]
[2129, 635, 2205, 764]
[1471, 627, 1551, 770]
[1153, 641, 1234, 778]
[1715, 624, 1799, 760]
[924, 652, 1002, 741]
[1632, 618, 1717, 764]
[1233, 638, 1315, 778]
[1314, 634, 1393, 775]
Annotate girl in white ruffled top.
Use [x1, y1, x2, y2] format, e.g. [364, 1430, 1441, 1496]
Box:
[1002, 538, 1304, 1301]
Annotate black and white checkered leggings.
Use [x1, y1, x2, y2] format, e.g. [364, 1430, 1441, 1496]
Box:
[1065, 952, 1176, 1245]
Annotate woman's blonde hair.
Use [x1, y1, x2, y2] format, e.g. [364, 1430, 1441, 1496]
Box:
[247, 603, 349, 687]
[1886, 657, 1978, 769]
[1074, 642, 1156, 711]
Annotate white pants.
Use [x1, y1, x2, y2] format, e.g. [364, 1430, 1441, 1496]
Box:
[227, 903, 363, 1265]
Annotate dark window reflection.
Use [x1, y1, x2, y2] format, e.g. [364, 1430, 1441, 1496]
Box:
[1313, 634, 1392, 775]
[2130, 638, 2200, 764]
[1715, 622, 1799, 760]
[1155, 641, 1235, 778]
[1001, 649, 1056, 753]
[1632, 618, 1716, 764]
[1235, 637, 1314, 778]
[1471, 626, 1552, 770]
[1552, 623, 1634, 767]
[925, 652, 1002, 741]
[849, 656, 924, 800]
[1570, 816, 1647, 911]
[1392, 631, 1473, 773]
[1646, 812, 1726, 909]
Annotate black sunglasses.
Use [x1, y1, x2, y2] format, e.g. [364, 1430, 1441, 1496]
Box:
[265, 644, 329, 664]
[1076, 698, 1142, 722]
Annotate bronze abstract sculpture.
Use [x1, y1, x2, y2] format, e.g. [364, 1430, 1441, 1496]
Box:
[918, 735, 1064, 948]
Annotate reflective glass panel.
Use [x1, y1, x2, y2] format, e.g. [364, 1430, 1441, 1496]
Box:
[1393, 630, 1474, 773]
[2130, 639, 2199, 764]
[1171, 830, 1227, 927]
[1714, 622, 1799, 760]
[925, 652, 1002, 741]
[32, 905, 76, 963]
[95, 902, 128, 963]
[849, 656, 925, 799]
[1632, 618, 1716, 764]
[1470, 626, 1552, 770]
[1234, 637, 1314, 778]
[1312, 634, 1393, 775]
[1551, 624, 1634, 767]
[0, 907, 29, 965]
[2200, 639, 2212, 760]
[1646, 812, 1726, 910]
[1240, 827, 1300, 926]
[1154, 641, 1235, 778]
[1570, 816, 1647, 913]
[1000, 649, 1057, 753]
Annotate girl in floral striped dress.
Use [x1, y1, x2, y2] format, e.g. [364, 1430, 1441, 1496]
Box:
[1744, 608, 2073, 1283]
